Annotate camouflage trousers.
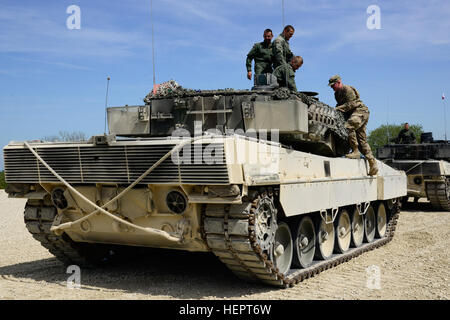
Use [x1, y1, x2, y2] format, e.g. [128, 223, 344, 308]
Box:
[345, 110, 375, 161]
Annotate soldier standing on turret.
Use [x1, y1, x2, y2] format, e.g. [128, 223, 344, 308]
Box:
[246, 29, 274, 80]
[328, 75, 378, 176]
[272, 25, 295, 69]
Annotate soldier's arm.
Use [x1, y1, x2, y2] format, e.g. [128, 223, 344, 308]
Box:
[273, 40, 285, 67]
[273, 67, 284, 87]
[289, 81, 297, 92]
[288, 71, 297, 92]
[246, 44, 258, 72]
[335, 87, 358, 112]
[397, 130, 405, 143]
[286, 47, 294, 64]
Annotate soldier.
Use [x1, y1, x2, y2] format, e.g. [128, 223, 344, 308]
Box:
[272, 25, 295, 69]
[328, 75, 378, 175]
[246, 29, 274, 80]
[397, 123, 416, 144]
[273, 56, 303, 92]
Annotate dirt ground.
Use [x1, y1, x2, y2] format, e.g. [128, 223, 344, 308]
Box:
[0, 190, 448, 300]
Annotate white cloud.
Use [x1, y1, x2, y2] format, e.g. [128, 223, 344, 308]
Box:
[0, 4, 151, 58]
[1, 0, 449, 69]
[286, 0, 450, 54]
[11, 57, 92, 71]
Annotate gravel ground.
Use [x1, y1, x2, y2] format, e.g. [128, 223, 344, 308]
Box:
[0, 190, 448, 300]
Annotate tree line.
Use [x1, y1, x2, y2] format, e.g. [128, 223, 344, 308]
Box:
[1, 131, 87, 190]
[42, 131, 87, 142]
[367, 123, 423, 151]
[0, 171, 5, 189]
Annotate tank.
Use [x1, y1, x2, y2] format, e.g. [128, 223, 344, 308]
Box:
[3, 78, 406, 287]
[377, 132, 450, 210]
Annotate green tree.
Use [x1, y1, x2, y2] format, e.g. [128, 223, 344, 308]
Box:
[0, 171, 6, 189]
[368, 123, 423, 152]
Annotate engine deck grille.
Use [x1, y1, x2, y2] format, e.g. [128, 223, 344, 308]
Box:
[4, 143, 229, 185]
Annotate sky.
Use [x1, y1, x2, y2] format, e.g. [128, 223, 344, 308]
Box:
[1, 0, 449, 169]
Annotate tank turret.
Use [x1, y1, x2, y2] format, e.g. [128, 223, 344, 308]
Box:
[377, 132, 450, 210]
[377, 132, 450, 161]
[107, 80, 350, 157]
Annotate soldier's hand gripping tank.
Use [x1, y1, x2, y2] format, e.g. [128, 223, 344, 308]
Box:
[273, 56, 303, 92]
[328, 75, 378, 175]
[272, 25, 294, 69]
[246, 29, 274, 80]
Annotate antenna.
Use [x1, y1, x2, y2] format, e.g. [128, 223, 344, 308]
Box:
[151, 0, 156, 86]
[386, 96, 390, 144]
[443, 91, 447, 141]
[104, 76, 110, 135]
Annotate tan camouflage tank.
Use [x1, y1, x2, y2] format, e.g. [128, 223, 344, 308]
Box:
[3, 77, 406, 287]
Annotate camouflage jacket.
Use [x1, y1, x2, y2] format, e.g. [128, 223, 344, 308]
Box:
[273, 63, 297, 92]
[272, 34, 293, 69]
[246, 42, 273, 74]
[334, 85, 369, 114]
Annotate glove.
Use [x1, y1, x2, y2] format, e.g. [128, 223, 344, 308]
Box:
[335, 105, 345, 112]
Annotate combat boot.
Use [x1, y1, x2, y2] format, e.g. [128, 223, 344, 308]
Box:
[368, 158, 378, 176]
[345, 150, 360, 159]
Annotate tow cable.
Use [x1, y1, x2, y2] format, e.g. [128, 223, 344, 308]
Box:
[24, 135, 208, 243]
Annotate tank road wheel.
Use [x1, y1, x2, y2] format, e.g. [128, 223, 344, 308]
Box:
[376, 203, 387, 238]
[254, 196, 278, 252]
[272, 222, 293, 275]
[350, 208, 364, 247]
[334, 209, 351, 254]
[314, 218, 335, 260]
[364, 205, 376, 243]
[292, 216, 316, 268]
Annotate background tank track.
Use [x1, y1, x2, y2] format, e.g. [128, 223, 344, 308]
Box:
[24, 199, 123, 267]
[145, 88, 349, 154]
[202, 192, 400, 288]
[426, 179, 450, 211]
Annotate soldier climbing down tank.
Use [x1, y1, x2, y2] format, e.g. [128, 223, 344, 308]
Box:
[328, 75, 378, 176]
[246, 29, 274, 80]
[273, 56, 303, 92]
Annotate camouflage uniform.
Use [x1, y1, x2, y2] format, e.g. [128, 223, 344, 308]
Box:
[273, 63, 297, 92]
[272, 34, 293, 69]
[246, 42, 274, 75]
[334, 84, 375, 162]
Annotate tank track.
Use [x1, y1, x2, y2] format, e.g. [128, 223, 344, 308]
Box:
[426, 179, 450, 211]
[23, 199, 117, 267]
[22, 197, 399, 286]
[202, 196, 400, 288]
[297, 92, 348, 142]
